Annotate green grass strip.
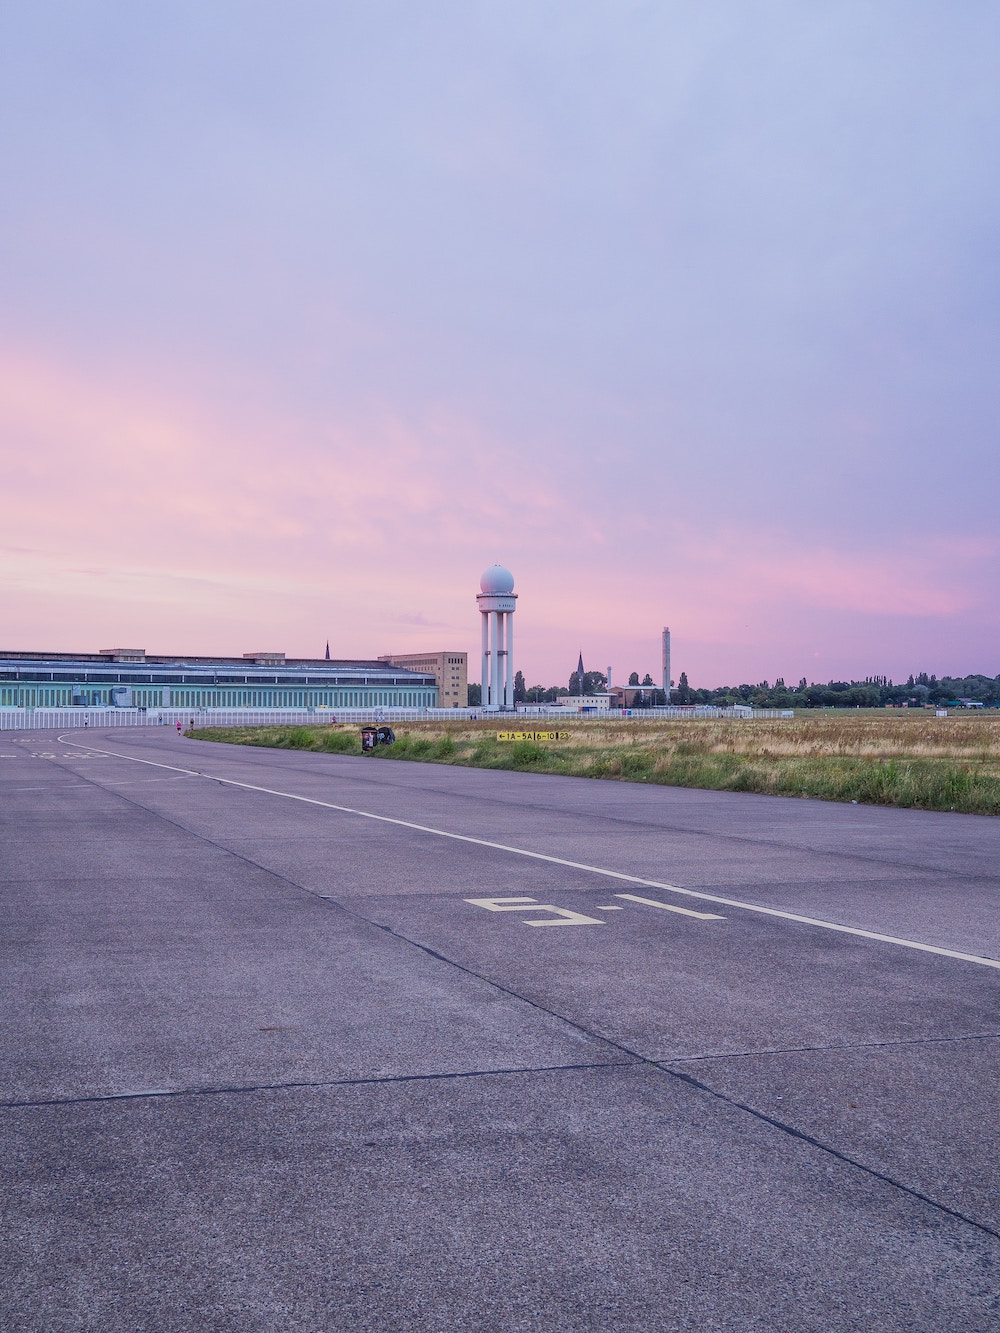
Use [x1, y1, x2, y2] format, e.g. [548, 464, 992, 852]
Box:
[189, 724, 1000, 815]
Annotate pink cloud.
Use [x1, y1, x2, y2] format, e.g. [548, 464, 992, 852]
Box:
[0, 347, 570, 656]
[2, 346, 996, 686]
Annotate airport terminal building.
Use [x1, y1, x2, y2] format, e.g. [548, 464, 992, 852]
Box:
[0, 649, 438, 711]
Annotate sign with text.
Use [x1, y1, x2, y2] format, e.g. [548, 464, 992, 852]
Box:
[496, 731, 570, 742]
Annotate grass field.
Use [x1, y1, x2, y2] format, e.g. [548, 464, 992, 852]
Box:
[191, 712, 1000, 815]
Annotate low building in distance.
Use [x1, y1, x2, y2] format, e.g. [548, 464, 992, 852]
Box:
[378, 651, 468, 708]
[554, 693, 612, 712]
[0, 648, 437, 711]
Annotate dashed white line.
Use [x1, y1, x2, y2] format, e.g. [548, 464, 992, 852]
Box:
[616, 893, 725, 921]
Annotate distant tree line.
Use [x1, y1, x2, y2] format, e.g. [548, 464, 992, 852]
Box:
[468, 670, 1000, 708]
[675, 672, 1000, 709]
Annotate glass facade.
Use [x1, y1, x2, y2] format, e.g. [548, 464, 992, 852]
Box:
[0, 654, 438, 710]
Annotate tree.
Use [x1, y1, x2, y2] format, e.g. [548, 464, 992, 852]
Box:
[513, 670, 526, 703]
[582, 670, 606, 695]
[676, 671, 691, 704]
[467, 683, 482, 706]
[628, 671, 640, 687]
[641, 673, 654, 686]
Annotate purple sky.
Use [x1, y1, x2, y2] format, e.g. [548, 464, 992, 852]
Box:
[2, 3, 998, 688]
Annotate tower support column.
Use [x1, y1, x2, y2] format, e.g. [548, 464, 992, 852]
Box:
[490, 611, 500, 707]
[481, 614, 490, 711]
[505, 614, 514, 707]
[496, 612, 505, 709]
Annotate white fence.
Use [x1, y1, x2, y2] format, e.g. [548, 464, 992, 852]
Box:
[1, 705, 788, 732]
[1, 707, 452, 731]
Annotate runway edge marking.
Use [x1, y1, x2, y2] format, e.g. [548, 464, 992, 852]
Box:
[57, 733, 1000, 971]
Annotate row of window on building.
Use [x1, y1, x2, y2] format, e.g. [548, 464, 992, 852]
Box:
[1, 686, 435, 709]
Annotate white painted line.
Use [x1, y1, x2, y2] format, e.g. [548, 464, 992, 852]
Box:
[9, 777, 193, 793]
[56, 733, 1000, 970]
[595, 905, 624, 911]
[616, 892, 725, 921]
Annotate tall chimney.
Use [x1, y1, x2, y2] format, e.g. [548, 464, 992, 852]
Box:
[662, 627, 671, 699]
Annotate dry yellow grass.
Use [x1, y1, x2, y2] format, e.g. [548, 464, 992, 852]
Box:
[194, 712, 1000, 814]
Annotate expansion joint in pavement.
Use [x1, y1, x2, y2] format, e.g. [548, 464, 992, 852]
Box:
[350, 909, 1000, 1247]
[658, 1062, 1000, 1244]
[30, 746, 1000, 1249]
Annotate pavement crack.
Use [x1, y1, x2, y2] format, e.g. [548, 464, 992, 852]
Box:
[0, 1060, 634, 1111]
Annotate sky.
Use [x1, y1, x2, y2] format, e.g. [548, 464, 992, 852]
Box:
[2, 1, 998, 689]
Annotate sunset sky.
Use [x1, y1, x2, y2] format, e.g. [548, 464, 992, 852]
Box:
[2, 3, 998, 689]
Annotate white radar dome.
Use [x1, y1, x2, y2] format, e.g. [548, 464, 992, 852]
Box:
[480, 564, 515, 594]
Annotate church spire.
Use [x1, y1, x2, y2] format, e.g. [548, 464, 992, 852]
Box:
[325, 640, 330, 660]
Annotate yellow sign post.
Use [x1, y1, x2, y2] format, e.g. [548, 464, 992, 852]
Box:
[496, 731, 570, 742]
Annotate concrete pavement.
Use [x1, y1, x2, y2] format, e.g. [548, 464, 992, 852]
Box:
[1, 727, 997, 1330]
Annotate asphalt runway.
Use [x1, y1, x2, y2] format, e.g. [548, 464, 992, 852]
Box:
[1, 725, 997, 1332]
